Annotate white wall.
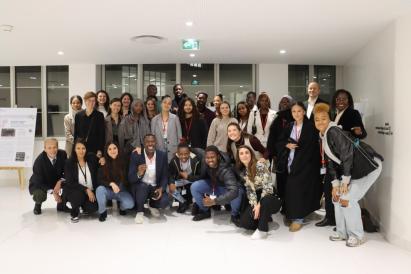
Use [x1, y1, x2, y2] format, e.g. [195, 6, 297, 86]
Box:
[344, 14, 411, 251]
[69, 64, 97, 98]
[257, 64, 288, 110]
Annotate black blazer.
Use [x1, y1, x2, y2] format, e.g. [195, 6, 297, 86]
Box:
[128, 149, 168, 190]
[74, 110, 105, 154]
[304, 97, 329, 122]
[29, 150, 67, 194]
[63, 153, 100, 191]
[180, 117, 208, 149]
[333, 107, 367, 139]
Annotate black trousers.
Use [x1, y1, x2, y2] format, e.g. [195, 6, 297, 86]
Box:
[130, 183, 169, 212]
[239, 194, 281, 232]
[65, 187, 98, 217]
[32, 189, 47, 204]
[323, 174, 335, 221]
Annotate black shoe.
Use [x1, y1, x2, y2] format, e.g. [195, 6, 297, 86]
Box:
[177, 202, 189, 214]
[191, 203, 199, 216]
[192, 210, 211, 221]
[224, 204, 232, 212]
[315, 218, 336, 227]
[33, 203, 42, 215]
[106, 200, 113, 208]
[268, 216, 273, 223]
[99, 211, 107, 222]
[212, 205, 222, 211]
[230, 215, 241, 227]
[119, 209, 126, 216]
[56, 203, 70, 213]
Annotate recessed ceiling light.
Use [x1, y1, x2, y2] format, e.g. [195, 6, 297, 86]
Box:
[279, 49, 287, 54]
[240, 85, 244, 88]
[192, 74, 197, 78]
[313, 76, 317, 79]
[29, 76, 37, 80]
[57, 51, 64, 55]
[0, 84, 3, 87]
[60, 83, 64, 86]
[185, 21, 193, 27]
[189, 53, 195, 58]
[0, 24, 14, 32]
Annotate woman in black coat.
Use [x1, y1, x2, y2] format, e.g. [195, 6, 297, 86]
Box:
[276, 102, 321, 232]
[177, 97, 208, 150]
[63, 139, 99, 223]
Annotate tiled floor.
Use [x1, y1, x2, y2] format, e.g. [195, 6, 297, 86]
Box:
[0, 178, 410, 274]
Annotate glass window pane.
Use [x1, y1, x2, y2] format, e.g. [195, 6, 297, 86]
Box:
[314, 65, 335, 103]
[105, 65, 138, 99]
[15, 66, 42, 137]
[181, 64, 214, 100]
[47, 66, 69, 137]
[219, 64, 252, 108]
[143, 64, 176, 97]
[288, 65, 309, 102]
[0, 67, 11, 107]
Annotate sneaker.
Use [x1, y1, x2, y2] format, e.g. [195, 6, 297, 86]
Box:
[212, 205, 222, 211]
[135, 212, 144, 224]
[99, 211, 107, 222]
[329, 232, 346, 241]
[251, 229, 268, 240]
[346, 236, 365, 247]
[192, 210, 211, 221]
[289, 222, 302, 232]
[224, 204, 232, 212]
[119, 209, 127, 216]
[230, 215, 241, 227]
[33, 203, 42, 215]
[177, 202, 189, 214]
[71, 216, 79, 223]
[148, 207, 160, 218]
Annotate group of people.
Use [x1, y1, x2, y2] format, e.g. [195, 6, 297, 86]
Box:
[28, 82, 383, 245]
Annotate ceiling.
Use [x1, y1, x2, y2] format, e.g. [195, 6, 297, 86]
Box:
[1, 0, 410, 66]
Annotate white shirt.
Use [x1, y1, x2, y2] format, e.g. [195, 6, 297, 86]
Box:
[97, 106, 108, 117]
[334, 108, 347, 124]
[47, 156, 57, 166]
[306, 97, 318, 119]
[142, 151, 157, 186]
[78, 163, 93, 190]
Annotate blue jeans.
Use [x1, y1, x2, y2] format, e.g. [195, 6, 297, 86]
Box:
[96, 185, 135, 214]
[190, 179, 243, 216]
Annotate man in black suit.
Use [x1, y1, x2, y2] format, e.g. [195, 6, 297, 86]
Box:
[29, 138, 67, 215]
[128, 134, 169, 224]
[304, 81, 328, 122]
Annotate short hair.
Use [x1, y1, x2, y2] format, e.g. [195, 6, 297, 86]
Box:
[196, 91, 208, 98]
[313, 103, 330, 116]
[177, 143, 190, 150]
[44, 138, 58, 147]
[173, 83, 183, 92]
[144, 133, 156, 141]
[146, 84, 157, 91]
[83, 91, 96, 101]
[70, 95, 83, 105]
[246, 91, 256, 98]
[308, 81, 320, 88]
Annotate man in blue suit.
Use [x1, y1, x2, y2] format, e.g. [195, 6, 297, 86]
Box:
[129, 134, 169, 224]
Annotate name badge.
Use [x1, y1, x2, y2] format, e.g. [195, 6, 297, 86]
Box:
[320, 167, 327, 175]
[209, 194, 217, 200]
[181, 189, 187, 195]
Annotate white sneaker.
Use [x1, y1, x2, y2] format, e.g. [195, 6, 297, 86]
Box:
[329, 232, 346, 241]
[134, 212, 144, 224]
[251, 229, 268, 240]
[346, 236, 365, 247]
[149, 207, 160, 218]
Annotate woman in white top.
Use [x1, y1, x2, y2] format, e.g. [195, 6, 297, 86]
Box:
[247, 92, 276, 147]
[63, 139, 99, 223]
[64, 95, 83, 157]
[207, 101, 238, 152]
[96, 90, 109, 117]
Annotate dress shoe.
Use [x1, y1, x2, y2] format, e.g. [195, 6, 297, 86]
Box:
[315, 218, 336, 227]
[33, 203, 42, 215]
[289, 222, 302, 232]
[192, 210, 211, 221]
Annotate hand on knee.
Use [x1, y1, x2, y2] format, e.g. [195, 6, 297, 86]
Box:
[339, 199, 349, 207]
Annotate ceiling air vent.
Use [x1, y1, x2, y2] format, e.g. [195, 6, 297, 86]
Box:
[130, 35, 166, 44]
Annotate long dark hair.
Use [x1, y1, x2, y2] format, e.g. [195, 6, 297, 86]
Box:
[178, 97, 200, 123]
[235, 145, 257, 182]
[107, 97, 123, 116]
[235, 101, 250, 120]
[120, 92, 134, 114]
[101, 142, 125, 184]
[256, 92, 271, 109]
[70, 95, 83, 105]
[217, 101, 233, 119]
[70, 139, 87, 163]
[331, 89, 354, 110]
[96, 90, 110, 112]
[226, 122, 253, 157]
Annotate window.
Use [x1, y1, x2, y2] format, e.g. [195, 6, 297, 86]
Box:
[47, 66, 69, 137]
[143, 64, 176, 98]
[314, 65, 335, 103]
[105, 65, 138, 99]
[181, 64, 214, 100]
[288, 65, 309, 102]
[15, 66, 42, 137]
[0, 67, 11, 107]
[219, 64, 253, 108]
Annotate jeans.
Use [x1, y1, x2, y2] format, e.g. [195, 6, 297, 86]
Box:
[334, 158, 382, 240]
[190, 179, 243, 216]
[96, 185, 135, 214]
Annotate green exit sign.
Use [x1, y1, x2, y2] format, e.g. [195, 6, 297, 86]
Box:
[182, 39, 200, 50]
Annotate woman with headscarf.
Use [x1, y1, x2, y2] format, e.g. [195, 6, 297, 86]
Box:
[64, 95, 83, 157]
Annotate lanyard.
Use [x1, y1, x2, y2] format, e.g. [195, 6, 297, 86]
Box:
[319, 140, 326, 167]
[294, 123, 302, 142]
[161, 115, 169, 136]
[184, 117, 193, 140]
[78, 162, 88, 183]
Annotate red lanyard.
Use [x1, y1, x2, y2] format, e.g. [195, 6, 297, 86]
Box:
[161, 116, 169, 135]
[184, 118, 193, 139]
[320, 140, 326, 167]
